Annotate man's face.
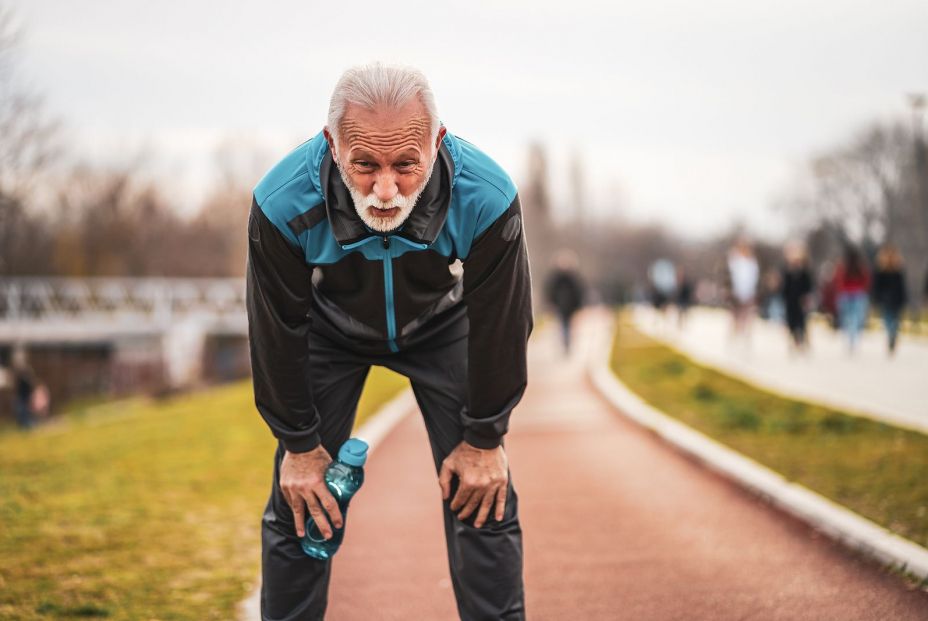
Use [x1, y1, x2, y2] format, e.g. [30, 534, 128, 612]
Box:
[326, 97, 445, 233]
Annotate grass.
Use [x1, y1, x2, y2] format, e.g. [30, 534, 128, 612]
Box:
[610, 318, 928, 549]
[0, 366, 408, 621]
[900, 313, 928, 337]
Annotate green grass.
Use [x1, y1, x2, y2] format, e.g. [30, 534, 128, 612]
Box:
[0, 367, 408, 621]
[901, 314, 928, 337]
[610, 318, 928, 548]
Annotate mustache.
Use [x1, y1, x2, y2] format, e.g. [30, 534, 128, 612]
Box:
[367, 195, 413, 210]
[357, 192, 417, 211]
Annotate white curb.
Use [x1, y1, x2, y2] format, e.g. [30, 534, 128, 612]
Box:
[238, 387, 417, 621]
[589, 315, 928, 583]
[353, 389, 418, 453]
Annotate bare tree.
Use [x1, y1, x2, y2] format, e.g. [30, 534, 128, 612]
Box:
[0, 4, 59, 275]
[788, 122, 922, 247]
[779, 117, 928, 307]
[189, 136, 272, 277]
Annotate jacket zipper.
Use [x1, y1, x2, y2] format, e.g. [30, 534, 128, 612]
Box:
[341, 234, 428, 354]
[382, 235, 399, 353]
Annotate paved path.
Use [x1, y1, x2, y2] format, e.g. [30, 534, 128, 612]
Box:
[322, 309, 928, 620]
[310, 313, 928, 621]
[633, 306, 928, 434]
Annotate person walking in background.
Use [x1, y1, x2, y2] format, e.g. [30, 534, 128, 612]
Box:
[872, 244, 908, 355]
[726, 238, 759, 348]
[832, 245, 870, 354]
[818, 260, 839, 329]
[648, 257, 677, 327]
[760, 268, 785, 323]
[545, 249, 585, 355]
[675, 266, 694, 329]
[781, 241, 814, 353]
[11, 347, 37, 430]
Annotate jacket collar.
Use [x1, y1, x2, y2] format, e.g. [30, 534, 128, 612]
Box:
[320, 141, 454, 248]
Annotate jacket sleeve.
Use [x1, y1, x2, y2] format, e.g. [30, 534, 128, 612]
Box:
[246, 197, 322, 453]
[461, 194, 534, 449]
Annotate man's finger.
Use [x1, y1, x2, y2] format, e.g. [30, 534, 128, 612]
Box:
[457, 489, 483, 521]
[290, 494, 306, 538]
[473, 488, 497, 528]
[450, 484, 473, 513]
[304, 491, 333, 540]
[315, 484, 344, 529]
[438, 462, 453, 500]
[494, 483, 507, 522]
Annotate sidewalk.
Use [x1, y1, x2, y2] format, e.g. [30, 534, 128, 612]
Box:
[320, 309, 928, 620]
[633, 306, 928, 434]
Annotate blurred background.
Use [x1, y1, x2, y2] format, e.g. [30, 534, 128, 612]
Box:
[1, 0, 926, 412]
[0, 0, 928, 414]
[1, 1, 926, 618]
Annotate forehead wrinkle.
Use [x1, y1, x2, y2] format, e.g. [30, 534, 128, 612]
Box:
[343, 137, 429, 163]
[340, 116, 431, 144]
[348, 141, 424, 162]
[342, 128, 430, 146]
[347, 134, 427, 148]
[354, 127, 429, 140]
[350, 135, 423, 148]
[350, 141, 421, 153]
[345, 117, 429, 131]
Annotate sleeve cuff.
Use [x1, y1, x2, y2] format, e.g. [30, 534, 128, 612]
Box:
[282, 432, 322, 454]
[462, 429, 503, 450]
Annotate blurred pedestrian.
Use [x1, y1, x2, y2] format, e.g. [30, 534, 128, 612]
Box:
[675, 266, 694, 329]
[871, 244, 908, 355]
[832, 245, 870, 353]
[11, 347, 37, 430]
[545, 249, 585, 355]
[819, 260, 839, 329]
[781, 241, 814, 353]
[761, 268, 785, 322]
[727, 238, 759, 346]
[648, 258, 677, 317]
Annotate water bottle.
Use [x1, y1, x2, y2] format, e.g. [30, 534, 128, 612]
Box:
[301, 438, 369, 560]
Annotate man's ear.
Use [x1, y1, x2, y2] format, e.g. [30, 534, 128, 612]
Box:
[435, 125, 447, 150]
[323, 128, 337, 159]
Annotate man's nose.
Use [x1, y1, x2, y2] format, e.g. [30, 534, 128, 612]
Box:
[373, 173, 398, 202]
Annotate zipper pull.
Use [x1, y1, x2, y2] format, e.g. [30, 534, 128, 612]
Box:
[382, 236, 390, 249]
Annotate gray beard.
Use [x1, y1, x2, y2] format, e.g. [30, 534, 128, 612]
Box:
[338, 159, 435, 233]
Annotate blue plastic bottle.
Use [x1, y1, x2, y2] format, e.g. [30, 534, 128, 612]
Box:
[301, 438, 369, 560]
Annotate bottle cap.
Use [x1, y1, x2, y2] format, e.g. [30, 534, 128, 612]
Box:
[338, 438, 369, 467]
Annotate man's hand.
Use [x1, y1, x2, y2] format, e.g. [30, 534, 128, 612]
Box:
[280, 445, 343, 539]
[439, 441, 509, 528]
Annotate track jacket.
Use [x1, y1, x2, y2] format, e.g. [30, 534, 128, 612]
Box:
[246, 130, 534, 453]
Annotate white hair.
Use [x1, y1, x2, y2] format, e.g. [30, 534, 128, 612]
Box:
[327, 62, 440, 147]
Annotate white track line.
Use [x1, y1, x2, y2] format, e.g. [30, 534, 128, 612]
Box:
[589, 313, 928, 583]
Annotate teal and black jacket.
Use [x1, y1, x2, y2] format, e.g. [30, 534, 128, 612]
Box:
[246, 130, 534, 453]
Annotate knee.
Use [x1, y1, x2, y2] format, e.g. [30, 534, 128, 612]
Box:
[445, 481, 521, 531]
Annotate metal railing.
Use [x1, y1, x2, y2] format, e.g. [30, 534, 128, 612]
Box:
[0, 277, 246, 322]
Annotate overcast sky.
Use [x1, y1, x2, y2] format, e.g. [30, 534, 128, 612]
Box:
[10, 0, 928, 238]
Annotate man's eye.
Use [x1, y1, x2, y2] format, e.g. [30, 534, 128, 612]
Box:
[396, 161, 415, 169]
[354, 161, 374, 169]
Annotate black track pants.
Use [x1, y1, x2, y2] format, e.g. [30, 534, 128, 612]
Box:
[259, 317, 526, 621]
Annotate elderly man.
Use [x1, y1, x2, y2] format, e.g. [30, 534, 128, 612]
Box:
[246, 63, 533, 620]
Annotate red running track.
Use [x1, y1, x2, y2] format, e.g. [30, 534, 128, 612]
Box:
[327, 310, 928, 620]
